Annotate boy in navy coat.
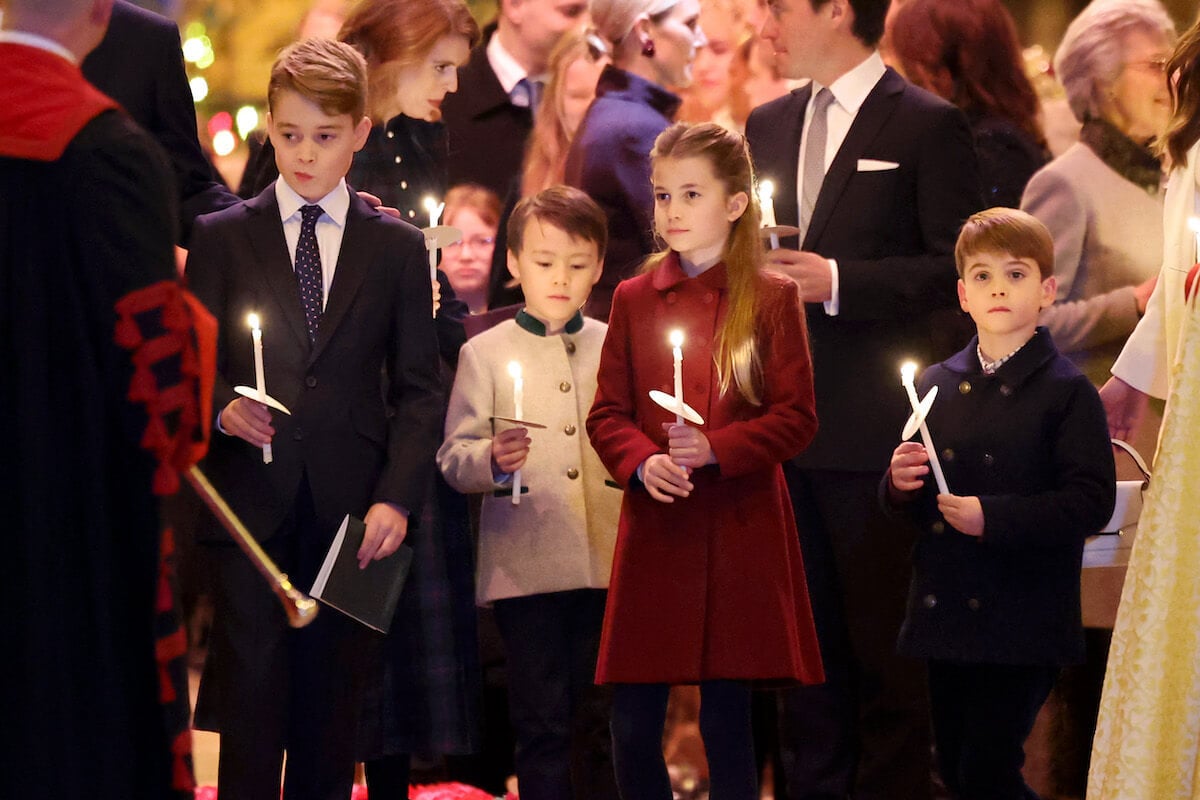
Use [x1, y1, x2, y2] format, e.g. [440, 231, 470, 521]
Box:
[186, 39, 442, 800]
[885, 208, 1115, 800]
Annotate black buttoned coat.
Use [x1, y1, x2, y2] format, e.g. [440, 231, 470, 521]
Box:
[884, 329, 1115, 665]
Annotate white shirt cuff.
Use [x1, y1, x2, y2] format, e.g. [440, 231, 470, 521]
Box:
[823, 258, 840, 316]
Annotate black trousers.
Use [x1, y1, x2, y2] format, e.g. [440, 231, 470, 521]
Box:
[492, 588, 618, 800]
[611, 681, 757, 800]
[201, 480, 373, 800]
[777, 466, 932, 800]
[928, 661, 1058, 800]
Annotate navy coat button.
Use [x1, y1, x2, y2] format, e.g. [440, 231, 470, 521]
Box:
[967, 598, 981, 611]
[293, 428, 304, 441]
[305, 376, 317, 388]
[959, 380, 972, 394]
[931, 521, 945, 534]
[983, 453, 995, 467]
[942, 448, 954, 461]
[923, 594, 938, 608]
[1000, 384, 1013, 396]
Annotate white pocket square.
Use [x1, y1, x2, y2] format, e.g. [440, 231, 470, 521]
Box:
[857, 158, 899, 172]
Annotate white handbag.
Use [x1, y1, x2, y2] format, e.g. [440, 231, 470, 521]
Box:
[1100, 439, 1151, 534]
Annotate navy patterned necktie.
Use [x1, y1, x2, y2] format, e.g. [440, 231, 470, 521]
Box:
[295, 204, 324, 345]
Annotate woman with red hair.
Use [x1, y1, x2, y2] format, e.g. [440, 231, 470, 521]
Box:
[887, 0, 1048, 208]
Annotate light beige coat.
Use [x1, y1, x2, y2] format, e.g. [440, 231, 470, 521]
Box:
[437, 317, 620, 605]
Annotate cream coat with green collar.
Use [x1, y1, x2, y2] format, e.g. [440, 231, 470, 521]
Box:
[438, 316, 621, 605]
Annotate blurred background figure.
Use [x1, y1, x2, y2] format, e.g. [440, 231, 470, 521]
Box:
[1019, 2, 1176, 796]
[441, 184, 503, 315]
[888, 0, 1050, 208]
[564, 0, 705, 319]
[521, 28, 609, 196]
[676, 0, 751, 131]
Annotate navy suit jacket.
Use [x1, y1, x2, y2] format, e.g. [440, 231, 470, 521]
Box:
[186, 186, 444, 544]
[746, 68, 984, 472]
[83, 0, 238, 245]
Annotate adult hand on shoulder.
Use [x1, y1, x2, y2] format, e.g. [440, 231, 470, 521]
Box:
[220, 397, 273, 446]
[890, 441, 929, 492]
[1100, 376, 1149, 442]
[663, 422, 715, 468]
[358, 502, 409, 568]
[764, 248, 832, 302]
[356, 190, 401, 220]
[937, 494, 984, 538]
[492, 427, 530, 474]
[642, 453, 694, 503]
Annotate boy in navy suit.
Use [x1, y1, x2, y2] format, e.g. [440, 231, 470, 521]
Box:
[186, 38, 442, 800]
[885, 208, 1115, 800]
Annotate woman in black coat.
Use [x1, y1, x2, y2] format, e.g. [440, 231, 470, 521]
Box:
[564, 0, 705, 320]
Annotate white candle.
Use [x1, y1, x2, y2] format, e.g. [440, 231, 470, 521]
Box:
[900, 362, 948, 494]
[508, 361, 523, 505]
[1188, 216, 1200, 260]
[248, 312, 272, 464]
[758, 179, 780, 250]
[424, 196, 445, 318]
[669, 329, 685, 426]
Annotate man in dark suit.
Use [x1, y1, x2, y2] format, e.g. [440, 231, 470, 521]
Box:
[440, 0, 585, 199]
[745, 0, 983, 797]
[83, 0, 238, 246]
[187, 39, 443, 800]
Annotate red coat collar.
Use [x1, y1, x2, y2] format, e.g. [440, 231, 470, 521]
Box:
[650, 250, 730, 292]
[0, 42, 118, 161]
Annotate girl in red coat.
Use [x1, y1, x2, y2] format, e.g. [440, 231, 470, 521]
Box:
[587, 121, 824, 799]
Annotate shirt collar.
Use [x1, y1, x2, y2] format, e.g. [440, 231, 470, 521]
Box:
[274, 177, 351, 227]
[516, 308, 585, 336]
[487, 33, 529, 95]
[813, 50, 885, 117]
[0, 30, 77, 64]
[946, 327, 1057, 386]
[651, 250, 729, 291]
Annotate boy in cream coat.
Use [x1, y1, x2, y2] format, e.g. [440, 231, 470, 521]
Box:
[438, 185, 621, 800]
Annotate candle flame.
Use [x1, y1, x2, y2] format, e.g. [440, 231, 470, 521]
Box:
[247, 312, 261, 331]
[507, 361, 522, 379]
[758, 180, 774, 201]
[1189, 216, 1200, 234]
[900, 361, 917, 383]
[669, 329, 684, 348]
[423, 196, 438, 213]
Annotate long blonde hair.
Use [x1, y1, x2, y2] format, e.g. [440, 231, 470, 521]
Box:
[645, 122, 765, 405]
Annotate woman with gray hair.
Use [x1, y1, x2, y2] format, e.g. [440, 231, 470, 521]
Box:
[563, 0, 706, 319]
[1021, 0, 1175, 397]
[1019, 5, 1175, 794]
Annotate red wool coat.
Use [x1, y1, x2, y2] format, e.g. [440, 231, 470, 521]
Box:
[587, 253, 825, 685]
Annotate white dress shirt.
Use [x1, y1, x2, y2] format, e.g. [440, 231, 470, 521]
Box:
[797, 51, 887, 316]
[275, 177, 350, 310]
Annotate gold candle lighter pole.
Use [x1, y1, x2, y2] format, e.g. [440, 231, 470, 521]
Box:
[185, 465, 319, 628]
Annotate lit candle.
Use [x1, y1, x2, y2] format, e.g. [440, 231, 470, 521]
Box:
[248, 312, 272, 464]
[758, 179, 780, 250]
[424, 196, 445, 318]
[1188, 216, 1200, 260]
[669, 329, 685, 426]
[508, 361, 523, 505]
[900, 362, 948, 494]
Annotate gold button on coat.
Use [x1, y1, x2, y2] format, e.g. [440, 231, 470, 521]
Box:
[958, 380, 971, 394]
[564, 424, 577, 436]
[567, 467, 579, 479]
[559, 381, 571, 392]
